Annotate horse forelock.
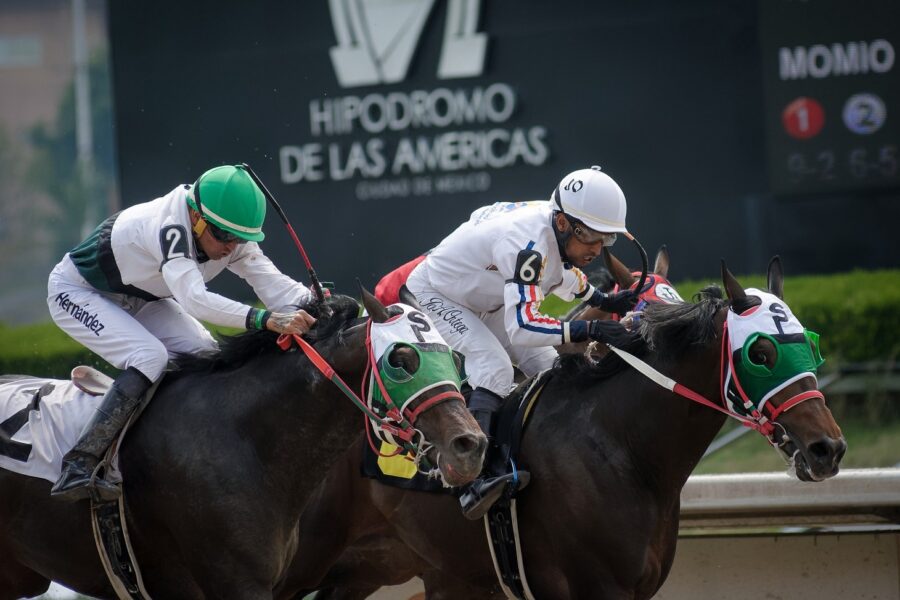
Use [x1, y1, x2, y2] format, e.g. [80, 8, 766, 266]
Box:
[171, 294, 361, 375]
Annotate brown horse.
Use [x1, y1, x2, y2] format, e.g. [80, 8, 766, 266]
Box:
[0, 289, 485, 599]
[279, 258, 846, 600]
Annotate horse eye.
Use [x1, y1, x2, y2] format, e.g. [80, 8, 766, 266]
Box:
[389, 347, 419, 373]
[749, 349, 768, 366]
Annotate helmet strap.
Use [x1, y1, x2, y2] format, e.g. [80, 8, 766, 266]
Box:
[550, 211, 574, 265]
[189, 180, 208, 238]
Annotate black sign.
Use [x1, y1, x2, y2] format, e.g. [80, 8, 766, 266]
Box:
[760, 0, 900, 195]
[109, 1, 900, 293]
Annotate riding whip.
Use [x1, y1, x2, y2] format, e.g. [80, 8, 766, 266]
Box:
[240, 163, 326, 302]
[623, 232, 649, 294]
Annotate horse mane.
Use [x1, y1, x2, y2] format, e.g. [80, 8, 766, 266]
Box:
[552, 332, 647, 387]
[549, 285, 727, 387]
[638, 285, 725, 357]
[170, 294, 361, 375]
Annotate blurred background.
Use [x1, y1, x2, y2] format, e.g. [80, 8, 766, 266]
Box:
[0, 1, 897, 598]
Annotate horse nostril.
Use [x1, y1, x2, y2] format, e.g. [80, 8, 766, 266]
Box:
[835, 438, 848, 463]
[809, 437, 846, 466]
[451, 433, 486, 458]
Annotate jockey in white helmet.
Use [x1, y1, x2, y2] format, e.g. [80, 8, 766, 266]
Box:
[402, 165, 639, 519]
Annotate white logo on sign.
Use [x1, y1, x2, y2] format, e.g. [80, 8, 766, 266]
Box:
[328, 0, 487, 88]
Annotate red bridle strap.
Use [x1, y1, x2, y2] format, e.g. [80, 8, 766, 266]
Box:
[405, 389, 466, 423]
[767, 389, 824, 422]
[277, 333, 384, 424]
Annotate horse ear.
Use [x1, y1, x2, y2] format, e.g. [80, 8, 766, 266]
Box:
[358, 280, 390, 323]
[720, 259, 746, 304]
[653, 244, 670, 278]
[602, 247, 637, 289]
[398, 285, 424, 311]
[767, 256, 784, 300]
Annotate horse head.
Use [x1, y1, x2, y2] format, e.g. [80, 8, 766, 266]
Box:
[353, 286, 486, 486]
[720, 257, 846, 481]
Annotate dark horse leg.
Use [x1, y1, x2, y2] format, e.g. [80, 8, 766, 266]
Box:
[0, 547, 50, 600]
[0, 471, 114, 599]
[277, 438, 402, 597]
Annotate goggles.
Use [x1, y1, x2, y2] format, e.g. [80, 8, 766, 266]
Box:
[206, 220, 246, 244]
[568, 216, 617, 246]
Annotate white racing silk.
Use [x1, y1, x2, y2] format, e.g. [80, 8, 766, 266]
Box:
[0, 377, 101, 483]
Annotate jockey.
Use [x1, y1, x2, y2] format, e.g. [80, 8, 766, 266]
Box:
[404, 166, 639, 519]
[47, 164, 317, 502]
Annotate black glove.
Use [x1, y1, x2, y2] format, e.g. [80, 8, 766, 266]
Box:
[587, 319, 634, 347]
[589, 289, 639, 316]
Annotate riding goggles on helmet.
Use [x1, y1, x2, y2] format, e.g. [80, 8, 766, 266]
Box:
[568, 216, 617, 246]
[206, 219, 247, 244]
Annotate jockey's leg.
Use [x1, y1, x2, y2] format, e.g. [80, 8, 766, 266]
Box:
[50, 366, 152, 501]
[47, 260, 167, 501]
[133, 297, 218, 356]
[406, 269, 530, 519]
[457, 385, 533, 520]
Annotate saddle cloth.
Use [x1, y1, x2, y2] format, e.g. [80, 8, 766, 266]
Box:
[0, 376, 102, 483]
[361, 372, 551, 494]
[361, 439, 449, 493]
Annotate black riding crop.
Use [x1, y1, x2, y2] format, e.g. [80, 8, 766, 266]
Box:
[240, 163, 326, 302]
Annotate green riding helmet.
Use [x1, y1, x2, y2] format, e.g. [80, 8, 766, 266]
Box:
[187, 165, 266, 242]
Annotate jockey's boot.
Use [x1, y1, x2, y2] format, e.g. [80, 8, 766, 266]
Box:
[459, 388, 531, 521]
[50, 367, 152, 502]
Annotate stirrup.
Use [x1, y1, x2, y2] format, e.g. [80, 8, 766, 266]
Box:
[51, 456, 121, 502]
[460, 470, 531, 521]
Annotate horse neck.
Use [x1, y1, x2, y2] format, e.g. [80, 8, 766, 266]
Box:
[222, 336, 369, 507]
[573, 339, 728, 501]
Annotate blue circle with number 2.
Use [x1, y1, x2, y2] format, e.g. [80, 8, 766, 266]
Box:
[842, 93, 886, 135]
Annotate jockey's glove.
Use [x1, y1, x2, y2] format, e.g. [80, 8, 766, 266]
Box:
[588, 319, 633, 347]
[588, 288, 638, 316]
[567, 319, 633, 347]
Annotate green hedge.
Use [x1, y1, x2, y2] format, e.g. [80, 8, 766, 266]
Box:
[2, 269, 897, 377]
[672, 269, 900, 365]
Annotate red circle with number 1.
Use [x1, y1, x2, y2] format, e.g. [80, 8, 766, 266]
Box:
[782, 97, 825, 140]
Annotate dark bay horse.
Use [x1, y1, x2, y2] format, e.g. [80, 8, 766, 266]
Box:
[281, 259, 846, 600]
[0, 290, 486, 599]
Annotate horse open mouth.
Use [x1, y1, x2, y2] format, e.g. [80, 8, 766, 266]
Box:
[780, 438, 838, 482]
[425, 447, 482, 488]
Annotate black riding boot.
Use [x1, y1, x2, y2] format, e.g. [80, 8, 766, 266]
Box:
[459, 388, 531, 521]
[50, 367, 152, 502]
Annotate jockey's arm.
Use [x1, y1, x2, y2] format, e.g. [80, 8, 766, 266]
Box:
[226, 243, 315, 309]
[161, 257, 278, 331]
[495, 239, 575, 348]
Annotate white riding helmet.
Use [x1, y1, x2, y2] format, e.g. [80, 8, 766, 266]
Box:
[552, 166, 628, 233]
